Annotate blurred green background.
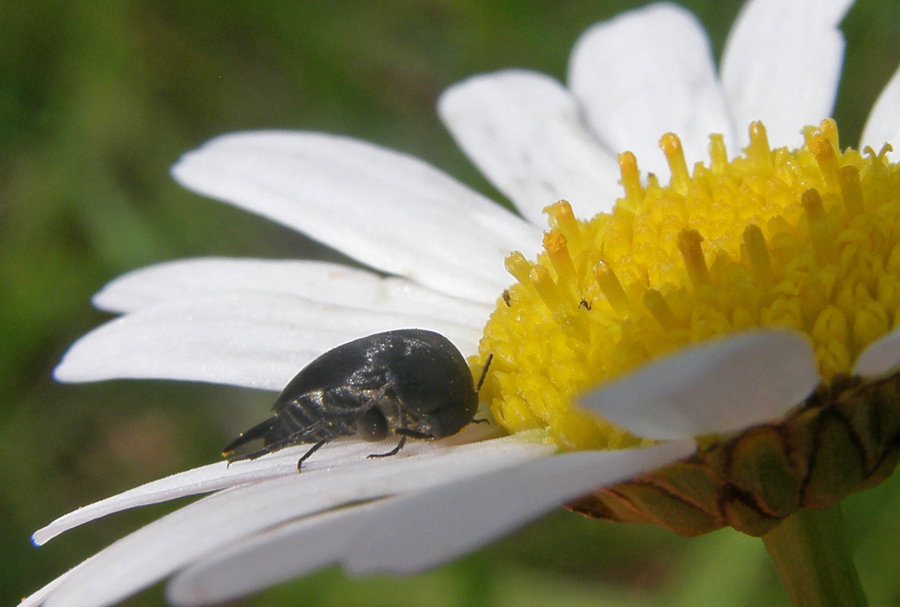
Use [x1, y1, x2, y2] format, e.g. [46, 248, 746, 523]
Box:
[2, 1, 900, 606]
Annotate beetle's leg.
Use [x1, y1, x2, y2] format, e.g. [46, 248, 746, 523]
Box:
[470, 353, 494, 424]
[297, 438, 330, 472]
[475, 353, 493, 392]
[368, 434, 406, 459]
[226, 418, 338, 465]
[394, 427, 431, 439]
[226, 434, 311, 464]
[367, 403, 436, 458]
[368, 403, 414, 459]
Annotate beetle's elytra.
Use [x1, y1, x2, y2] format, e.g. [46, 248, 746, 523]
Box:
[223, 329, 490, 471]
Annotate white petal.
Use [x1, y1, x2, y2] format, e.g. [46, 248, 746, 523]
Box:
[167, 501, 379, 606]
[40, 435, 554, 607]
[853, 326, 900, 378]
[32, 435, 388, 545]
[346, 439, 695, 575]
[92, 257, 493, 328]
[720, 0, 853, 149]
[19, 567, 80, 607]
[171, 131, 541, 303]
[438, 70, 622, 223]
[34, 424, 500, 546]
[568, 3, 734, 177]
[860, 62, 900, 155]
[168, 439, 692, 605]
[581, 330, 819, 440]
[54, 292, 482, 390]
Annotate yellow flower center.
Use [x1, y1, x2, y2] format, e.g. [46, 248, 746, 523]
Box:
[474, 120, 900, 451]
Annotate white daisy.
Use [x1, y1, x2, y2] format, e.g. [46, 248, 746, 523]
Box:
[25, 1, 900, 607]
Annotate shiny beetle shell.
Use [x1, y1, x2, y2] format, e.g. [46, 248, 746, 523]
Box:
[223, 329, 484, 470]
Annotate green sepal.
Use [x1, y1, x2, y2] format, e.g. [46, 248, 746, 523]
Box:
[568, 372, 900, 540]
[721, 426, 800, 517]
[801, 410, 866, 509]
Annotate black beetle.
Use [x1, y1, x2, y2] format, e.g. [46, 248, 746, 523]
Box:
[223, 329, 491, 471]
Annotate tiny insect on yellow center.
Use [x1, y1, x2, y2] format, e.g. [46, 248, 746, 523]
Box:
[472, 119, 900, 452]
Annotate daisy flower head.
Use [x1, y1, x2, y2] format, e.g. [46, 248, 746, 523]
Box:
[25, 1, 900, 606]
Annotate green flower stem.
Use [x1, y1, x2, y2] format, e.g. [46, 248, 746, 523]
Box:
[761, 506, 867, 607]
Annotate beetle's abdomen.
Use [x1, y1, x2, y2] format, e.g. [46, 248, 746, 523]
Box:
[266, 391, 357, 444]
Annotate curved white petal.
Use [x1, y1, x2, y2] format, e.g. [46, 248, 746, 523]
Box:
[54, 292, 482, 390]
[860, 63, 900, 155]
[33, 424, 501, 546]
[31, 440, 377, 546]
[19, 567, 79, 607]
[168, 440, 693, 605]
[438, 70, 622, 223]
[167, 501, 380, 606]
[39, 435, 555, 607]
[581, 331, 819, 440]
[853, 326, 900, 378]
[92, 257, 493, 328]
[346, 439, 695, 574]
[568, 3, 734, 177]
[721, 0, 853, 149]
[171, 131, 540, 304]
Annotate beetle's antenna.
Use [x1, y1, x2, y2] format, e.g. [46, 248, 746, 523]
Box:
[475, 353, 493, 393]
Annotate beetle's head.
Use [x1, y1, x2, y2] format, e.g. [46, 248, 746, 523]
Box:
[410, 390, 479, 438]
[386, 330, 486, 440]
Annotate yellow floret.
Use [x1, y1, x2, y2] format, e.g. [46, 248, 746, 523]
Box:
[473, 120, 900, 450]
